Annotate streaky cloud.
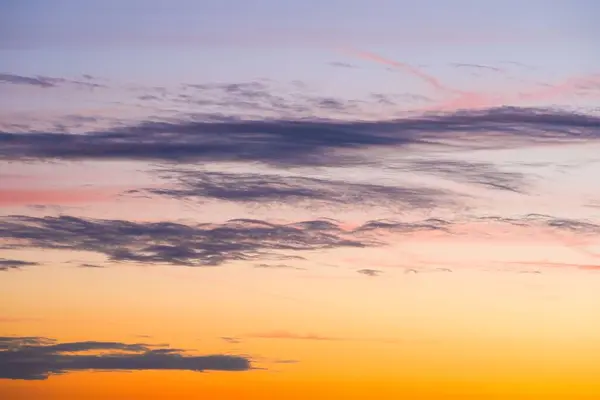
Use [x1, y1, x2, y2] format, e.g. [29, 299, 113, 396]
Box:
[1, 107, 598, 167]
[0, 258, 39, 271]
[402, 159, 529, 193]
[0, 215, 371, 267]
[129, 168, 455, 209]
[357, 268, 382, 276]
[0, 336, 251, 380]
[0, 73, 105, 90]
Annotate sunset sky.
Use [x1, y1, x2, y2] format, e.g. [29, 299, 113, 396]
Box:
[2, 1, 600, 399]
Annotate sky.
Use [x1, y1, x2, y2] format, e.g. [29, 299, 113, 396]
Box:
[1, 1, 600, 399]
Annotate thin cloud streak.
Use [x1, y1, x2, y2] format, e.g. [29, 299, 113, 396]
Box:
[345, 49, 600, 112]
[341, 48, 453, 94]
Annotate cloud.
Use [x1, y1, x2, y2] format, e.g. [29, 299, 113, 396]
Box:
[77, 263, 105, 269]
[502, 261, 600, 272]
[401, 159, 529, 193]
[328, 61, 357, 69]
[341, 48, 453, 94]
[477, 214, 600, 234]
[0, 73, 56, 88]
[220, 337, 242, 344]
[0, 73, 105, 90]
[450, 63, 504, 73]
[173, 80, 364, 119]
[0, 215, 371, 267]
[0, 336, 251, 380]
[246, 331, 415, 345]
[346, 49, 600, 112]
[130, 169, 455, 209]
[254, 264, 305, 270]
[0, 258, 39, 271]
[248, 331, 342, 341]
[2, 107, 599, 167]
[357, 268, 382, 276]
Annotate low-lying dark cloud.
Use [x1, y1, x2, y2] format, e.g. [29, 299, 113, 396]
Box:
[0, 258, 39, 271]
[1, 107, 598, 167]
[0, 336, 251, 380]
[0, 215, 370, 267]
[130, 169, 455, 209]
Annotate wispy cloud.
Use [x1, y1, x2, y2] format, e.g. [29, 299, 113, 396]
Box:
[0, 73, 105, 90]
[220, 337, 242, 344]
[0, 336, 251, 380]
[342, 48, 452, 94]
[129, 168, 455, 210]
[0, 73, 55, 88]
[400, 159, 529, 193]
[2, 107, 599, 167]
[328, 61, 358, 69]
[505, 261, 600, 271]
[247, 331, 342, 341]
[345, 49, 600, 111]
[0, 215, 370, 267]
[254, 264, 306, 270]
[450, 63, 504, 73]
[356, 268, 382, 276]
[0, 258, 39, 271]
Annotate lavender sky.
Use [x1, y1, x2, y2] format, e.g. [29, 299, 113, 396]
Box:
[1, 1, 600, 399]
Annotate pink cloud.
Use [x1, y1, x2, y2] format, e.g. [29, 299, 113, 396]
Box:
[344, 49, 600, 112]
[340, 48, 453, 94]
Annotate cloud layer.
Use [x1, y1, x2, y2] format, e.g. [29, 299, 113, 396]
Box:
[0, 215, 370, 267]
[0, 336, 251, 380]
[1, 107, 598, 167]
[130, 168, 454, 209]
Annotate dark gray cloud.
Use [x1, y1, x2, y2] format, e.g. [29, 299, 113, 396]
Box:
[1, 107, 598, 167]
[77, 263, 105, 269]
[0, 215, 370, 267]
[0, 73, 55, 88]
[0, 336, 251, 380]
[353, 218, 451, 234]
[357, 268, 382, 276]
[0, 73, 105, 89]
[0, 258, 39, 271]
[129, 169, 455, 209]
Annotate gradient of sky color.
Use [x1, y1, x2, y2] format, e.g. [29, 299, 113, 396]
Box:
[1, 1, 600, 399]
